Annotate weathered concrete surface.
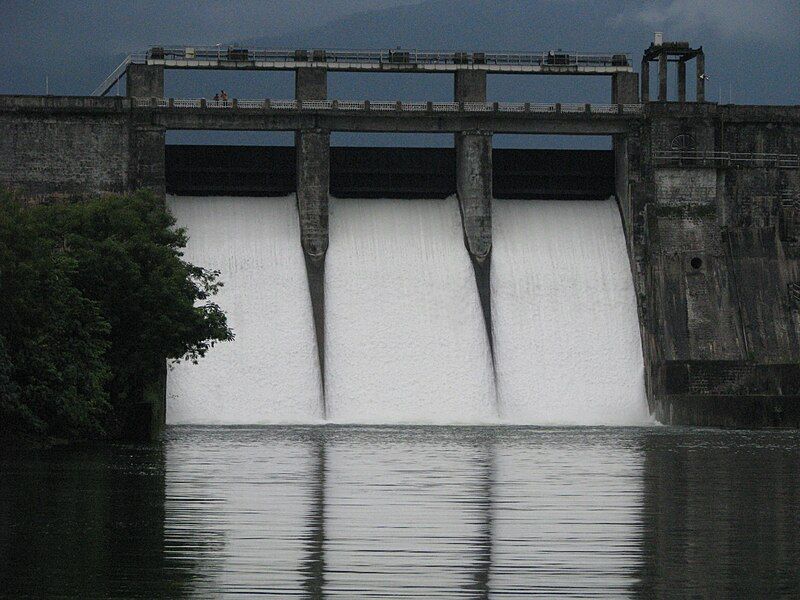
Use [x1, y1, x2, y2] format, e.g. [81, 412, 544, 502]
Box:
[295, 68, 327, 100]
[454, 71, 487, 103]
[455, 132, 493, 259]
[147, 106, 636, 135]
[612, 72, 639, 104]
[295, 128, 329, 396]
[0, 96, 131, 197]
[622, 102, 800, 427]
[126, 64, 164, 98]
[0, 95, 166, 199]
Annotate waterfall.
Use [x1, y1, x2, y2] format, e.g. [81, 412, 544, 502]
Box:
[165, 195, 323, 424]
[491, 199, 649, 424]
[324, 197, 497, 423]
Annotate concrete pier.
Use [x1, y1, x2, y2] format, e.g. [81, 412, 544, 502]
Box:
[612, 72, 639, 104]
[126, 64, 163, 98]
[454, 71, 494, 358]
[295, 68, 329, 400]
[696, 51, 705, 102]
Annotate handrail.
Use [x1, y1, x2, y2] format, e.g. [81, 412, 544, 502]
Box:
[131, 97, 644, 116]
[91, 55, 132, 96]
[133, 46, 631, 68]
[653, 150, 800, 168]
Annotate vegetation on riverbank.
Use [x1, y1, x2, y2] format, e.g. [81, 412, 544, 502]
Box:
[0, 190, 233, 443]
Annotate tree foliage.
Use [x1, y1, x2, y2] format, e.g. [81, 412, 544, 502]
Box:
[0, 191, 233, 441]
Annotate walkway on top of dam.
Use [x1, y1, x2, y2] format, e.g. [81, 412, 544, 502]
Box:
[131, 98, 643, 134]
[93, 47, 633, 95]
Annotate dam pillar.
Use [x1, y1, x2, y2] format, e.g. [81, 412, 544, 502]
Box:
[612, 72, 639, 104]
[454, 71, 494, 358]
[658, 53, 668, 101]
[641, 57, 650, 102]
[125, 64, 163, 98]
[696, 51, 706, 102]
[455, 131, 492, 259]
[295, 66, 329, 401]
[454, 71, 493, 356]
[296, 67, 327, 100]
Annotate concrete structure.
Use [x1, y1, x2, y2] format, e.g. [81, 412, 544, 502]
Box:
[1, 42, 798, 432]
[641, 39, 704, 103]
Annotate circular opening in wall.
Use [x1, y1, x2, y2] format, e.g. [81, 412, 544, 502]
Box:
[690, 257, 703, 269]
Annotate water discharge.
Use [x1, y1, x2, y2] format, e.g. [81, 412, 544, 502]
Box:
[325, 197, 497, 423]
[165, 194, 648, 425]
[491, 199, 649, 424]
[165, 195, 323, 424]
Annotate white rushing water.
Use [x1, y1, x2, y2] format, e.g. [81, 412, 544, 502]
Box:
[166, 194, 647, 425]
[324, 197, 497, 423]
[491, 199, 649, 424]
[165, 195, 323, 424]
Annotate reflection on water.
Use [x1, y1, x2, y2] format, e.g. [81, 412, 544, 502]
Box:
[1, 426, 798, 598]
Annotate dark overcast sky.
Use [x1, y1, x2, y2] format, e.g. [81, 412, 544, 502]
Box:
[1, 0, 797, 147]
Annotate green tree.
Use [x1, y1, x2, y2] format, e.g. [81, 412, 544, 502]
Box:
[0, 191, 233, 441]
[0, 198, 110, 440]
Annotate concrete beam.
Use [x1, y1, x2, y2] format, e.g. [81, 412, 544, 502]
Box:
[126, 64, 164, 98]
[150, 109, 637, 134]
[658, 53, 668, 101]
[612, 72, 639, 104]
[296, 68, 327, 100]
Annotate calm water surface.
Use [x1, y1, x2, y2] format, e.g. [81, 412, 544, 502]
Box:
[1, 426, 798, 598]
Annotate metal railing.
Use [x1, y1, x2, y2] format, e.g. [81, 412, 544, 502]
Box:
[91, 55, 133, 97]
[139, 46, 630, 68]
[653, 150, 800, 169]
[132, 97, 643, 115]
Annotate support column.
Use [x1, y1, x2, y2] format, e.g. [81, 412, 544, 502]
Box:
[126, 64, 163, 97]
[295, 68, 327, 100]
[678, 60, 687, 102]
[296, 130, 329, 401]
[658, 53, 668, 101]
[295, 66, 329, 402]
[641, 58, 650, 102]
[696, 51, 705, 102]
[454, 70, 496, 370]
[612, 72, 640, 104]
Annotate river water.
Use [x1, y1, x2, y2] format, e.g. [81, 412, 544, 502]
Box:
[1, 425, 798, 598]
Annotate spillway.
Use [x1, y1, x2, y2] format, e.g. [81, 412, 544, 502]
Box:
[491, 199, 648, 424]
[165, 195, 323, 424]
[165, 194, 647, 426]
[324, 197, 497, 423]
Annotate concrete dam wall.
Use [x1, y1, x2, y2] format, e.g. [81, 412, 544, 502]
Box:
[1, 94, 798, 429]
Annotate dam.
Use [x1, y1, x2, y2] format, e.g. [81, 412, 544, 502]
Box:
[1, 38, 798, 434]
